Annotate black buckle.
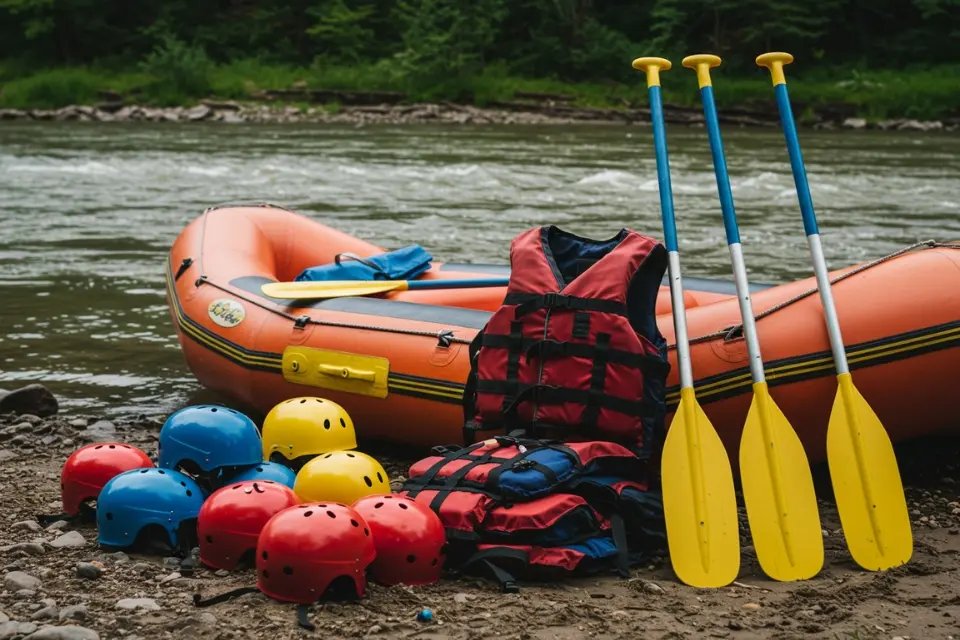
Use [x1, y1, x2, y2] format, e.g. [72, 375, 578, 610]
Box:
[543, 292, 570, 309]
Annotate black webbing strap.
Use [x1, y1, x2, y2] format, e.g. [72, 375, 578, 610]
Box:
[500, 321, 525, 415]
[580, 333, 611, 430]
[459, 547, 527, 593]
[37, 502, 96, 527]
[610, 514, 631, 578]
[193, 586, 259, 607]
[505, 292, 629, 319]
[489, 381, 657, 420]
[480, 334, 670, 376]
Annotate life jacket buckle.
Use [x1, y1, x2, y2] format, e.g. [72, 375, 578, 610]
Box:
[543, 292, 571, 309]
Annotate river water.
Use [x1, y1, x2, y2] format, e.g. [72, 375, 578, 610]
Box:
[1, 121, 957, 418]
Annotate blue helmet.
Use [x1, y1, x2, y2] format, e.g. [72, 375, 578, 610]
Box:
[96, 468, 206, 550]
[158, 405, 263, 475]
[225, 461, 297, 489]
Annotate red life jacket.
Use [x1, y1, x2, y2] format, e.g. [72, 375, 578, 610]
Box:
[398, 437, 668, 591]
[462, 225, 671, 456]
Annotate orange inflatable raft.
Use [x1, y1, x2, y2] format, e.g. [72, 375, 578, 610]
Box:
[165, 204, 960, 465]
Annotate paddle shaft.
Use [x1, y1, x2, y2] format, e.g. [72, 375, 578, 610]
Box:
[698, 85, 765, 384]
[648, 83, 695, 391]
[770, 82, 849, 375]
[404, 277, 508, 290]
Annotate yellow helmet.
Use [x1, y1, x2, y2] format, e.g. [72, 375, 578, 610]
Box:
[262, 397, 357, 468]
[293, 451, 390, 505]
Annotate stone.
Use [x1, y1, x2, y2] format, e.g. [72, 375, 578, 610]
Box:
[4, 571, 41, 591]
[0, 450, 16, 462]
[24, 626, 100, 640]
[185, 105, 212, 121]
[76, 563, 101, 580]
[49, 531, 86, 549]
[0, 385, 58, 418]
[841, 118, 867, 129]
[0, 622, 16, 639]
[81, 422, 115, 443]
[29, 606, 58, 621]
[8, 543, 45, 556]
[0, 614, 6, 624]
[643, 582, 664, 595]
[115, 599, 159, 612]
[58, 605, 88, 622]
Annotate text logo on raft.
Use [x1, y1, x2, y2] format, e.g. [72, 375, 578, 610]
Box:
[207, 299, 246, 328]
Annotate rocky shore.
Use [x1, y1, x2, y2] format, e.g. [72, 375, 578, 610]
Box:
[1, 382, 959, 640]
[0, 101, 955, 131]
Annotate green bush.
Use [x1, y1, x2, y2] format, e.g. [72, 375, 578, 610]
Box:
[139, 36, 214, 105]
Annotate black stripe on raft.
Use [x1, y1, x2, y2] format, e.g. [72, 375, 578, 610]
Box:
[168, 259, 960, 411]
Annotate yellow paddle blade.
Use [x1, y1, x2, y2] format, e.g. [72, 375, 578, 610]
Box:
[739, 382, 824, 581]
[261, 280, 409, 299]
[827, 373, 913, 571]
[661, 387, 740, 587]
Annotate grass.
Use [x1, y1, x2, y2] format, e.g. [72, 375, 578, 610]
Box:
[1, 58, 958, 121]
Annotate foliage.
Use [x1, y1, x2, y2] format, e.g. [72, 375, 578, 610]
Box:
[0, 0, 957, 117]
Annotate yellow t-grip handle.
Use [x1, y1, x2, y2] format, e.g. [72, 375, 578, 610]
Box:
[756, 52, 794, 86]
[317, 364, 376, 382]
[631, 57, 672, 87]
[681, 54, 722, 89]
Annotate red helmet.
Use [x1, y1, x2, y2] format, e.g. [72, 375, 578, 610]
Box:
[198, 480, 301, 570]
[61, 443, 154, 515]
[352, 494, 447, 586]
[256, 502, 376, 603]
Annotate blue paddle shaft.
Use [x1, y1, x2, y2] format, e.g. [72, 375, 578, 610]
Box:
[701, 87, 740, 245]
[408, 277, 509, 290]
[649, 85, 679, 253]
[775, 84, 819, 237]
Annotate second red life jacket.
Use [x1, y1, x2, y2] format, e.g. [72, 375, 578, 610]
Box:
[462, 225, 671, 457]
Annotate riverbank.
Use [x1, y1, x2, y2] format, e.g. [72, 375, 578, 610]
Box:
[2, 382, 959, 639]
[0, 100, 955, 131]
[1, 62, 958, 129]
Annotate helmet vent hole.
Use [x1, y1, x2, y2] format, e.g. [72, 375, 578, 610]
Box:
[431, 558, 438, 566]
[95, 446, 102, 450]
[323, 419, 330, 430]
[300, 399, 306, 403]
[140, 470, 148, 474]
[324, 454, 332, 459]
[158, 470, 165, 475]
[186, 490, 193, 497]
[256, 466, 264, 472]
[206, 535, 213, 543]
[319, 504, 327, 508]
[316, 399, 323, 403]
[326, 510, 336, 519]
[340, 418, 346, 428]
[351, 519, 359, 527]
[262, 570, 269, 578]
[398, 503, 408, 510]
[180, 481, 186, 487]
[262, 551, 269, 559]
[108, 445, 115, 449]
[211, 408, 218, 412]
[374, 502, 383, 509]
[283, 566, 293, 575]
[377, 472, 384, 483]
[363, 476, 372, 488]
[364, 528, 369, 536]
[304, 510, 314, 518]
[122, 445, 130, 449]
[347, 453, 355, 458]
[406, 555, 416, 563]
[106, 513, 113, 521]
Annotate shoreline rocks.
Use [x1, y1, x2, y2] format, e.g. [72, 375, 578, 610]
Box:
[0, 101, 955, 130]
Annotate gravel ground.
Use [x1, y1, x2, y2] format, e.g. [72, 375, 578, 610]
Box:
[1, 385, 958, 640]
